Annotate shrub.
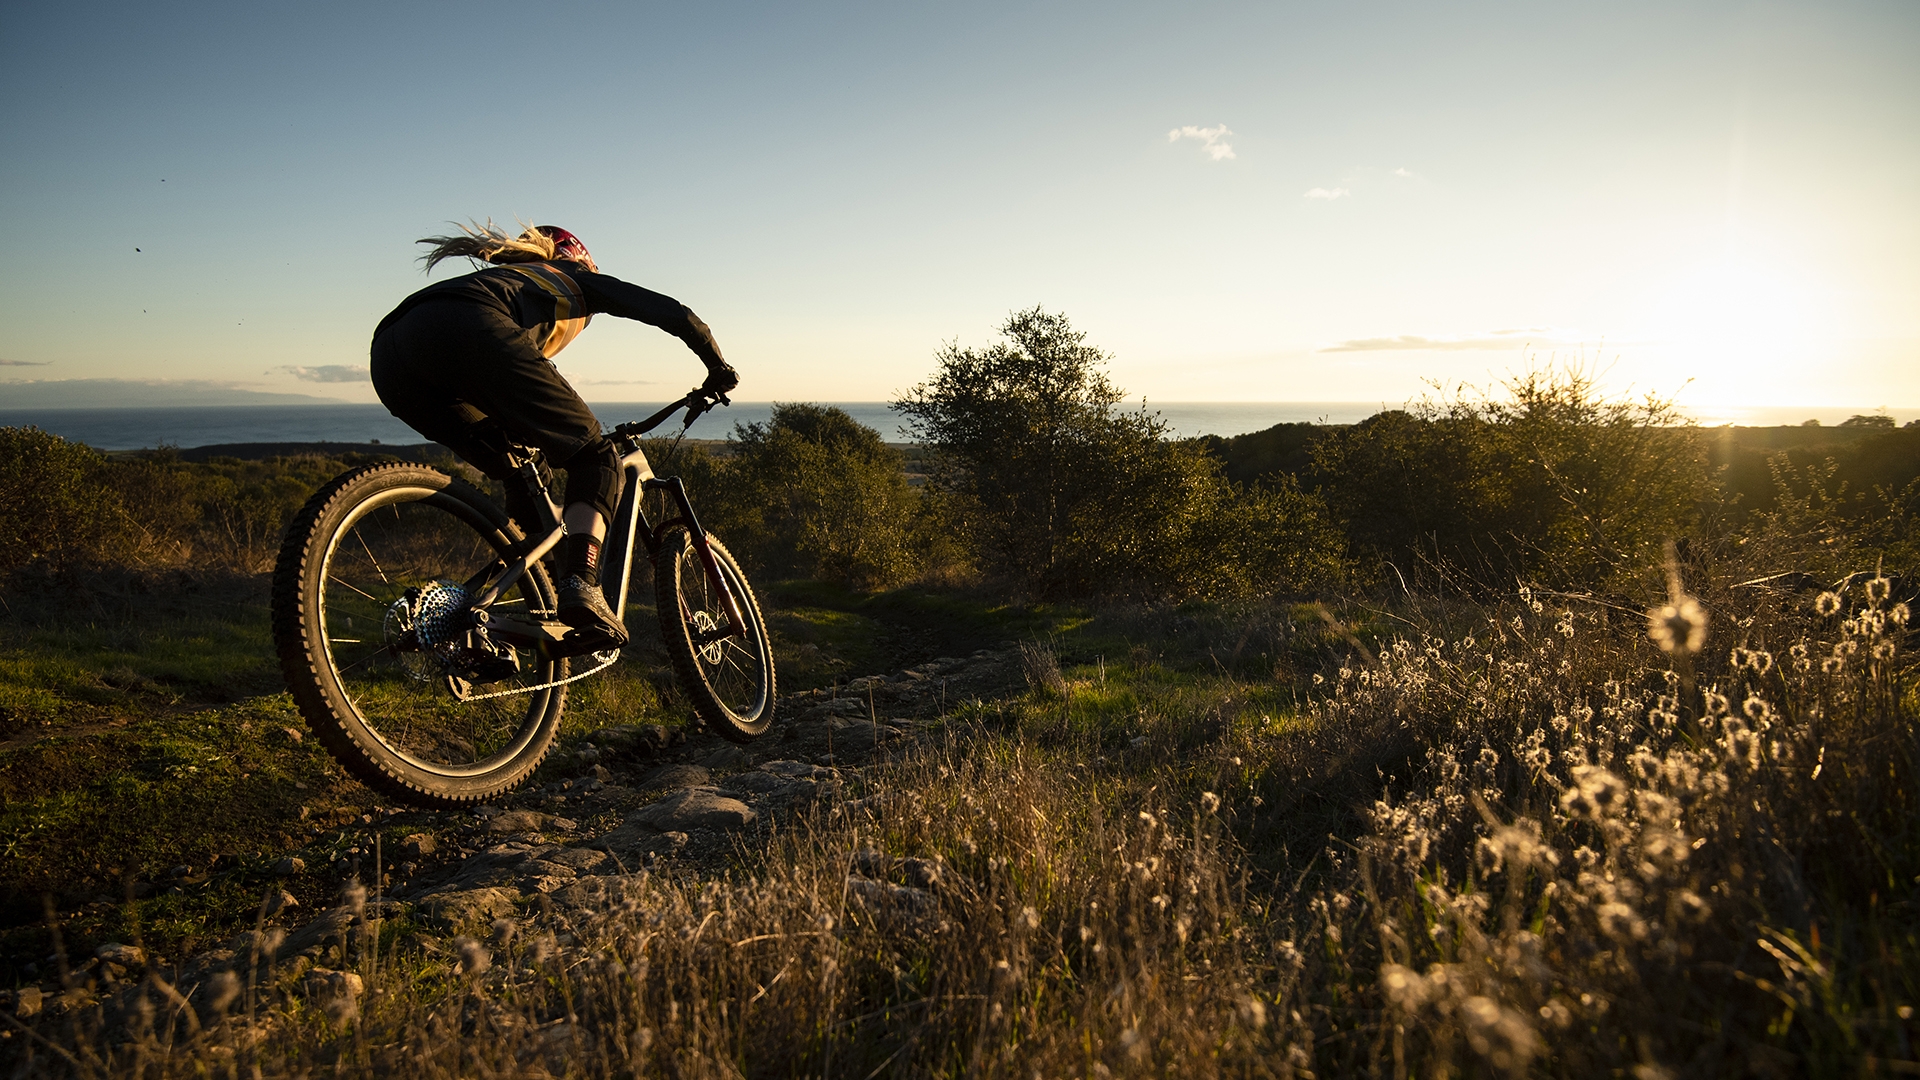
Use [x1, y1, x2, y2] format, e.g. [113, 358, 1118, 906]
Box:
[1310, 366, 1710, 590]
[896, 307, 1346, 598]
[709, 404, 928, 589]
[0, 427, 124, 571]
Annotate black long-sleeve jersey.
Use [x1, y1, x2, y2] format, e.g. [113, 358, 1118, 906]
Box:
[372, 260, 725, 366]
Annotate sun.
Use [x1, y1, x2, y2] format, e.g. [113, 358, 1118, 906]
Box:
[1641, 255, 1844, 410]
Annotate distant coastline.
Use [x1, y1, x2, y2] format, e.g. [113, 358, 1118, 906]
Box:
[0, 400, 1911, 452]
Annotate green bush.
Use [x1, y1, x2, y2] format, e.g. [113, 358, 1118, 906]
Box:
[1310, 367, 1711, 590]
[704, 404, 929, 589]
[896, 307, 1347, 598]
[0, 427, 124, 571]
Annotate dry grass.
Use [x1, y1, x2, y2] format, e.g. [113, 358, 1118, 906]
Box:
[12, 565, 1918, 1076]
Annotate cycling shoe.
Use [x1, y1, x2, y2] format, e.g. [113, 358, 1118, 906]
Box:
[556, 576, 629, 646]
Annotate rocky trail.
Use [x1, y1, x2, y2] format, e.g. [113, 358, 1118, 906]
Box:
[4, 646, 1024, 1024]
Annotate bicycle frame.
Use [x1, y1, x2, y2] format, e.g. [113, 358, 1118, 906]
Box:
[466, 396, 747, 659]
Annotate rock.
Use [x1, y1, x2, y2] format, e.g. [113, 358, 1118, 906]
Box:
[591, 764, 613, 782]
[15, 986, 43, 1018]
[900, 857, 944, 890]
[762, 759, 836, 780]
[641, 763, 711, 790]
[399, 833, 437, 859]
[587, 723, 669, 757]
[264, 890, 299, 916]
[543, 847, 611, 873]
[94, 943, 144, 967]
[625, 788, 757, 833]
[279, 908, 356, 957]
[274, 857, 305, 877]
[418, 887, 521, 930]
[517, 862, 579, 893]
[306, 968, 364, 1023]
[721, 770, 789, 795]
[698, 745, 749, 770]
[845, 877, 937, 925]
[551, 873, 652, 911]
[481, 810, 553, 835]
[435, 842, 556, 891]
[593, 824, 691, 865]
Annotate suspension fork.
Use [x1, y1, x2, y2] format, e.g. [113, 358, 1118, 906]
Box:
[644, 476, 746, 641]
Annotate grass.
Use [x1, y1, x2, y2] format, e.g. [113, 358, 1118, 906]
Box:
[7, 557, 1919, 1075]
[0, 569, 1064, 985]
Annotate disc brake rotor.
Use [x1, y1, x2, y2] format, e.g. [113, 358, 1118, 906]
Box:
[691, 610, 724, 664]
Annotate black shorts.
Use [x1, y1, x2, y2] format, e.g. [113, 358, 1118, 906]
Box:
[370, 299, 602, 478]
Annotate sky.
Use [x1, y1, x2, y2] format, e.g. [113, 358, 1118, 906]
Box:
[1, 0, 1915, 418]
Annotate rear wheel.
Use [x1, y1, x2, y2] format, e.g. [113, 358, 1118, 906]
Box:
[271, 462, 567, 806]
[654, 527, 776, 742]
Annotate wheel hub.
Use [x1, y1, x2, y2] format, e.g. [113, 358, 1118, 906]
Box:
[691, 610, 724, 664]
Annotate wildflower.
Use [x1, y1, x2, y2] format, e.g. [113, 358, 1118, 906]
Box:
[1867, 576, 1893, 604]
[1893, 602, 1911, 626]
[1557, 620, 1575, 638]
[1312, 673, 1324, 685]
[1531, 599, 1544, 614]
[1200, 791, 1221, 814]
[1703, 690, 1729, 716]
[1749, 649, 1774, 675]
[1742, 696, 1773, 724]
[457, 935, 492, 976]
[1462, 635, 1476, 650]
[1648, 596, 1708, 656]
[1729, 647, 1751, 669]
[1815, 591, 1842, 617]
[1560, 766, 1627, 820]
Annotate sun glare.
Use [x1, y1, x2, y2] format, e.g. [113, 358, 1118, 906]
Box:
[1642, 256, 1843, 409]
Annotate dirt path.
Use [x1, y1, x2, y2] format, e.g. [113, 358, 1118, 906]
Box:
[14, 647, 1025, 1015]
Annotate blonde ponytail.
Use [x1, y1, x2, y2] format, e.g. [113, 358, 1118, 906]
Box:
[416, 219, 556, 271]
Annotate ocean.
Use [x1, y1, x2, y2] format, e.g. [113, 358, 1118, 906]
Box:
[0, 401, 1906, 452]
[0, 401, 1399, 451]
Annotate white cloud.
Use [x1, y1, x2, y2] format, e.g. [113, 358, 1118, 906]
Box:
[277, 364, 369, 383]
[1393, 167, 1416, 178]
[0, 358, 50, 366]
[1321, 328, 1578, 352]
[1303, 187, 1350, 200]
[1167, 124, 1235, 161]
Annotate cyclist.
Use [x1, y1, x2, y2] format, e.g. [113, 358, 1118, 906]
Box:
[370, 221, 737, 646]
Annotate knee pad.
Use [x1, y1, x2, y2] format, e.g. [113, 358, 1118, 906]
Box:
[558, 436, 624, 522]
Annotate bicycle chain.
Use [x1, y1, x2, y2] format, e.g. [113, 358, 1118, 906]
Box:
[460, 648, 622, 702]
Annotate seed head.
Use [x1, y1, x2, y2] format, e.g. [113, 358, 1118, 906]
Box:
[1647, 596, 1708, 656]
[1815, 592, 1842, 617]
[1866, 576, 1893, 604]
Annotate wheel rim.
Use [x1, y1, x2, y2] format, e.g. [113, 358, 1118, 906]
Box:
[316, 487, 560, 777]
[676, 543, 772, 724]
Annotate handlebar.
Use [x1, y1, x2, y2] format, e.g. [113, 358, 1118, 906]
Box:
[611, 387, 731, 439]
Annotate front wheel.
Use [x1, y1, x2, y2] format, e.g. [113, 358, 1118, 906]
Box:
[271, 462, 567, 807]
[654, 527, 777, 742]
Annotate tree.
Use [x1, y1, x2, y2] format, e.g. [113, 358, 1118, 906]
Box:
[896, 307, 1345, 597]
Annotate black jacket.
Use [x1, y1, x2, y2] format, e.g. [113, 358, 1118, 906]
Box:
[373, 261, 724, 366]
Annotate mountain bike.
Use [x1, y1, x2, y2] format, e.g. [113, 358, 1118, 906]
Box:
[270, 388, 776, 807]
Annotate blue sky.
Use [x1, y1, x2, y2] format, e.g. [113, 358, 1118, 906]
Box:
[1, 0, 1915, 416]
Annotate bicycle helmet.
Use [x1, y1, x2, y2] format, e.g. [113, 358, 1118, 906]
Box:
[534, 225, 594, 270]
